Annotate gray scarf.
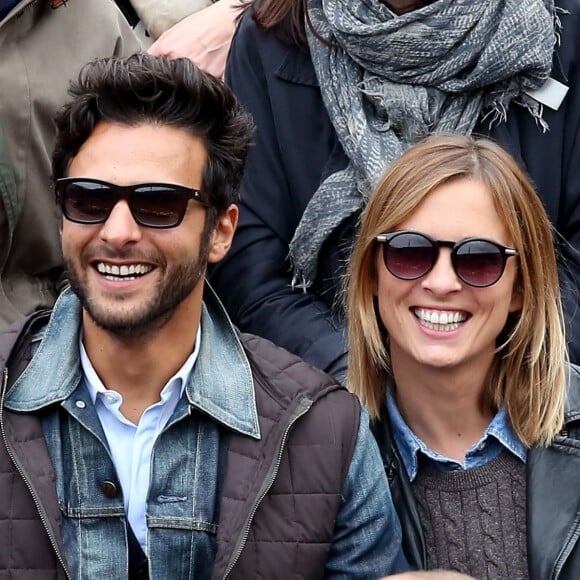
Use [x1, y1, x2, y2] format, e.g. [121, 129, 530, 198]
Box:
[289, 0, 555, 288]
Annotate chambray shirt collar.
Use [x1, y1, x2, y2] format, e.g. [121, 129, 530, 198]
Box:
[387, 390, 527, 482]
[81, 327, 200, 407]
[6, 285, 261, 440]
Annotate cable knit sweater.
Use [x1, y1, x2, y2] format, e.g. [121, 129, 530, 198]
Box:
[412, 451, 527, 579]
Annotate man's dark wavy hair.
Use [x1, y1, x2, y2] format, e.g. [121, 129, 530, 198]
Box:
[52, 53, 254, 214]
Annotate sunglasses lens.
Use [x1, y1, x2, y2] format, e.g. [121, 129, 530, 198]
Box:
[61, 181, 115, 223]
[131, 186, 187, 228]
[58, 181, 191, 228]
[454, 240, 504, 287]
[384, 233, 435, 280]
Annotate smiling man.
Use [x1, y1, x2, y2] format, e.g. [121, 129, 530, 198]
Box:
[0, 55, 409, 579]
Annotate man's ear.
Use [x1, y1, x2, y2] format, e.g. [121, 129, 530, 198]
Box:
[208, 204, 239, 264]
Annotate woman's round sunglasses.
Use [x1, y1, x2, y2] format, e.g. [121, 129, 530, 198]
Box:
[55, 178, 211, 229]
[376, 231, 518, 288]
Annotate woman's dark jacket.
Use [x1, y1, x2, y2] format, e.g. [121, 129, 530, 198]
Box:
[372, 364, 580, 579]
[210, 0, 580, 377]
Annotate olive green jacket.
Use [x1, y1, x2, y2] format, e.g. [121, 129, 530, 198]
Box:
[0, 0, 141, 328]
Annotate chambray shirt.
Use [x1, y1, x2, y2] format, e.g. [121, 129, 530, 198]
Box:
[80, 328, 201, 554]
[387, 394, 527, 481]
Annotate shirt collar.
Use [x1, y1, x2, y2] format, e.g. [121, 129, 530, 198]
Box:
[387, 391, 527, 481]
[6, 285, 260, 440]
[80, 326, 201, 406]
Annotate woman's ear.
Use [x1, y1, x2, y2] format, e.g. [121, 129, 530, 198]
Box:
[509, 280, 523, 313]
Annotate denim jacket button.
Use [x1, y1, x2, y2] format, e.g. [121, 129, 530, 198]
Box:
[100, 480, 119, 498]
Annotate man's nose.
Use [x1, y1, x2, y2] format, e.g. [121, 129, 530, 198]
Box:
[98, 201, 142, 248]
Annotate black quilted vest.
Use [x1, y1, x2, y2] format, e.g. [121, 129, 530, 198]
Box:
[0, 316, 360, 579]
[212, 333, 360, 579]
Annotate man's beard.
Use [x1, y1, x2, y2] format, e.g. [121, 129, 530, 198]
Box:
[66, 229, 212, 340]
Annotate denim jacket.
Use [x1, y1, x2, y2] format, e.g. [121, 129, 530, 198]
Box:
[1, 287, 407, 579]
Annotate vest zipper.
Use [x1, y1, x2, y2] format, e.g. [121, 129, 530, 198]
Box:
[0, 368, 72, 579]
[221, 396, 313, 579]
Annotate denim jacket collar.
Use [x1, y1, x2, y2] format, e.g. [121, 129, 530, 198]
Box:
[5, 285, 260, 439]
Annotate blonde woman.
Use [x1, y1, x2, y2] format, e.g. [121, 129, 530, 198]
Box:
[347, 134, 580, 580]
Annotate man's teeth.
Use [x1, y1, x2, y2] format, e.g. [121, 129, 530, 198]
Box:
[414, 308, 467, 331]
[96, 262, 152, 279]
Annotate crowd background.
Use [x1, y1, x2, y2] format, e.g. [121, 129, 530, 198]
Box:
[209, 0, 580, 379]
[0, 0, 140, 330]
[0, 0, 579, 578]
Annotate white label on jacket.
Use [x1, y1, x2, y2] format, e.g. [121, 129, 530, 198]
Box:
[525, 77, 569, 111]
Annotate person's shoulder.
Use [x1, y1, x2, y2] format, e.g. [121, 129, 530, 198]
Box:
[232, 6, 292, 61]
[236, 6, 260, 35]
[0, 310, 51, 378]
[240, 332, 360, 451]
[234, 7, 269, 49]
[240, 331, 338, 386]
[239, 331, 353, 401]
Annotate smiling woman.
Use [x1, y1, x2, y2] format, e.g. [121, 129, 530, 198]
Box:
[346, 133, 580, 578]
[374, 178, 523, 391]
[209, 0, 580, 391]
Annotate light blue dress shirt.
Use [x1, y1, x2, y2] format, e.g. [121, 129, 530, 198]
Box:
[387, 393, 527, 481]
[80, 328, 201, 553]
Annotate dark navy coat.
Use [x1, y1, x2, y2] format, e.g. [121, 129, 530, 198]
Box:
[210, 1, 580, 376]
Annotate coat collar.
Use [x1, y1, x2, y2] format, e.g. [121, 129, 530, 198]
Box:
[5, 285, 260, 439]
[525, 364, 580, 580]
[275, 44, 320, 87]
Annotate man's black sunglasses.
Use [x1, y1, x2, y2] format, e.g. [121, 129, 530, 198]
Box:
[55, 178, 210, 229]
[376, 230, 518, 288]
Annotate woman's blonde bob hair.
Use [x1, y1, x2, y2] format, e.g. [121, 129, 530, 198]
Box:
[347, 134, 568, 446]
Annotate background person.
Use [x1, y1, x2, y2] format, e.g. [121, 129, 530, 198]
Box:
[0, 0, 141, 330]
[347, 134, 580, 579]
[147, 0, 240, 78]
[209, 0, 580, 381]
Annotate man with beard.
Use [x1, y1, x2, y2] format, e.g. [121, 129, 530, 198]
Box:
[0, 54, 411, 579]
